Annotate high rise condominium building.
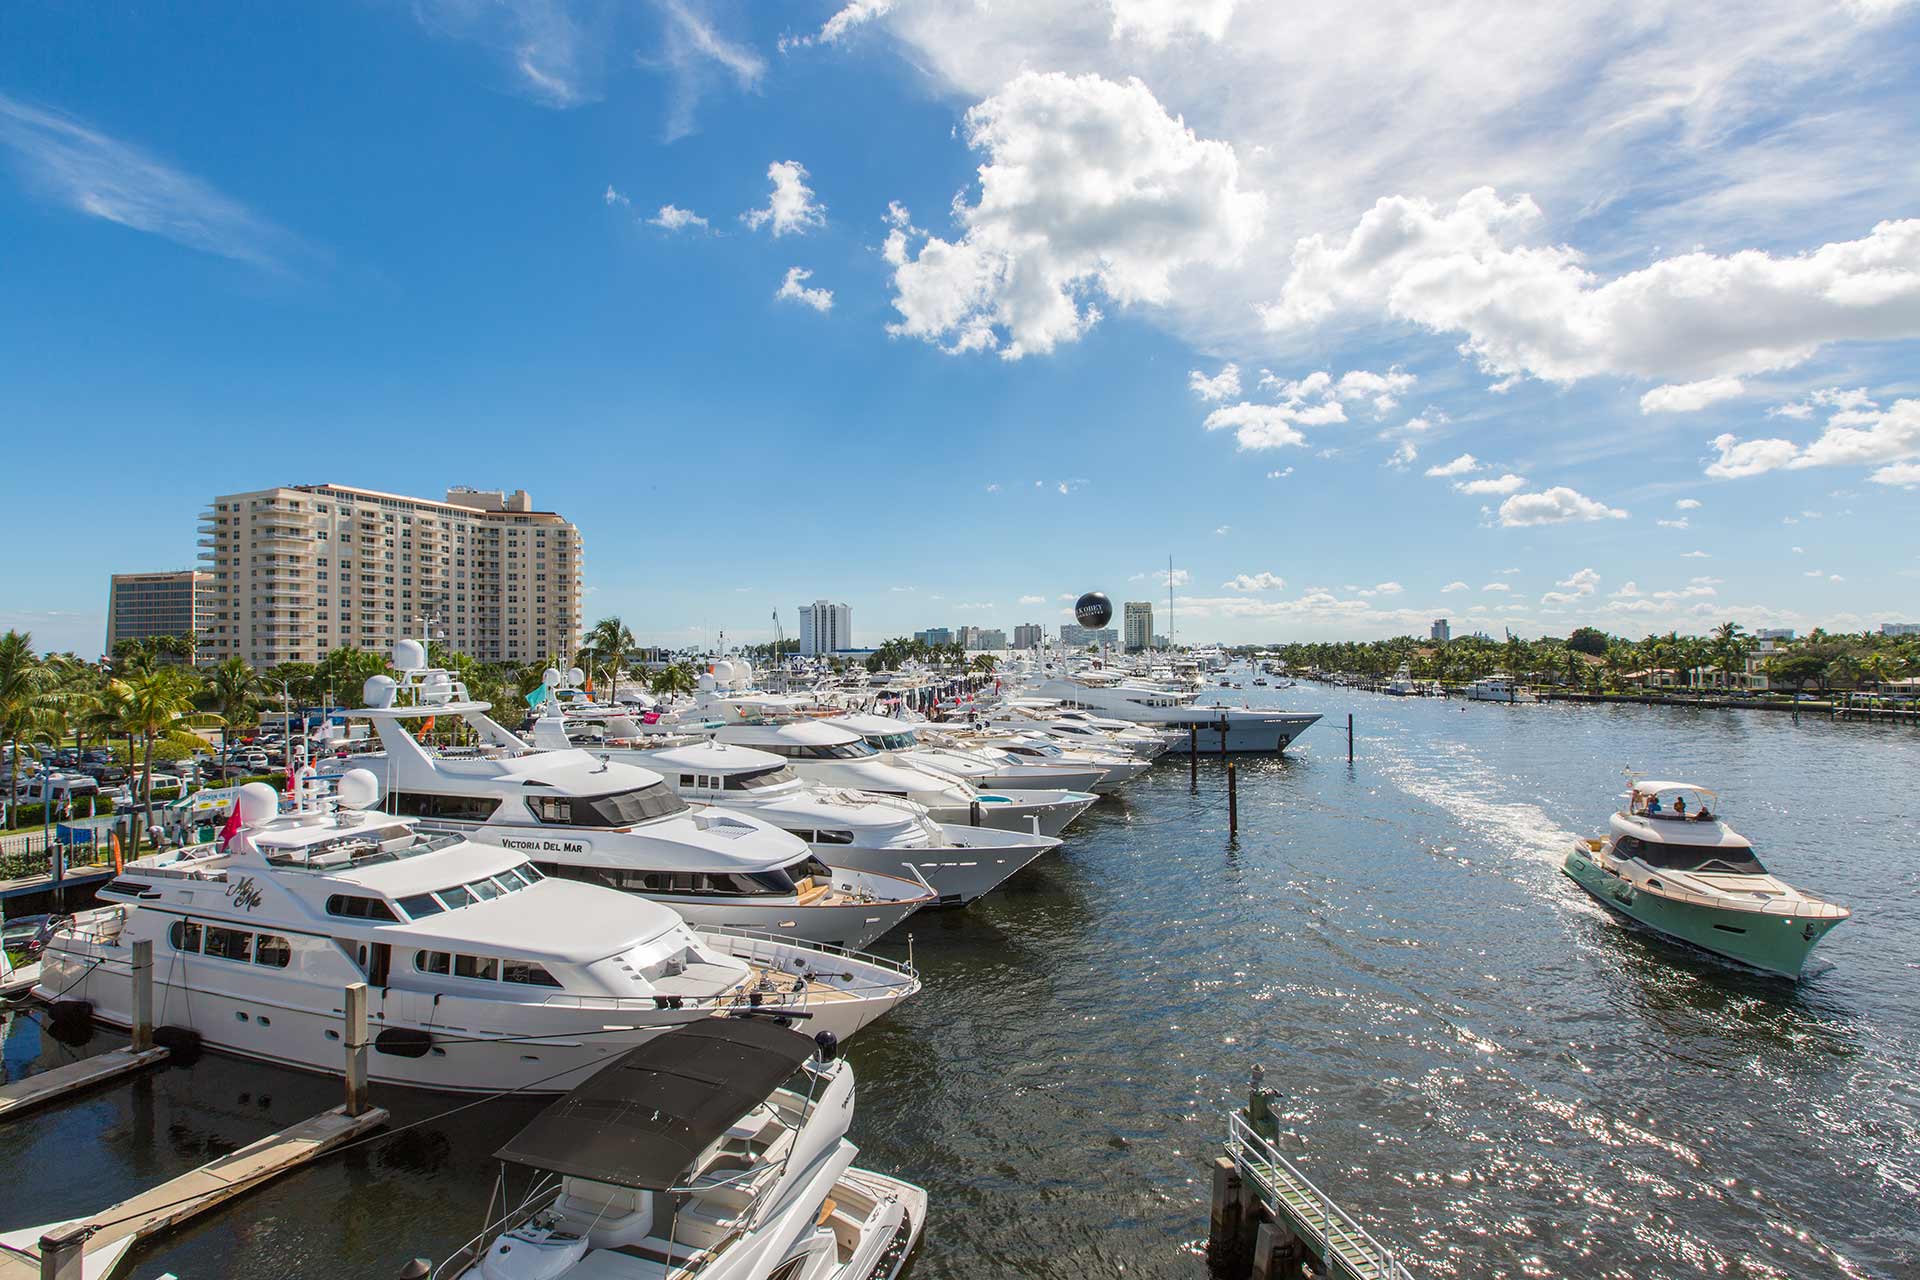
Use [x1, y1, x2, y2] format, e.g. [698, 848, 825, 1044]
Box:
[198, 485, 582, 669]
[105, 570, 211, 660]
[1431, 618, 1451, 642]
[799, 601, 853, 655]
[1012, 623, 1043, 649]
[1123, 601, 1153, 651]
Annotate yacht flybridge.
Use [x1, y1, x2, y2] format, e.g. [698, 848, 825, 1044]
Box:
[327, 644, 934, 950]
[35, 773, 920, 1092]
[1564, 781, 1850, 978]
[435, 1020, 924, 1280]
[1029, 673, 1319, 753]
[527, 731, 1060, 907]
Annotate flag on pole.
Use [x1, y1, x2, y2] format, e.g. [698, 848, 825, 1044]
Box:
[111, 831, 123, 874]
[525, 683, 550, 708]
[217, 802, 243, 850]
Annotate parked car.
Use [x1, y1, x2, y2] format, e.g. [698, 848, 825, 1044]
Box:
[2, 914, 59, 963]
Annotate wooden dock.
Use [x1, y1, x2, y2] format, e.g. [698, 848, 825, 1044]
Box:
[0, 1047, 170, 1122]
[1209, 1084, 1413, 1280]
[0, 1103, 389, 1280]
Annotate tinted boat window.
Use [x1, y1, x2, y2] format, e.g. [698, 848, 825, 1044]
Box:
[725, 765, 798, 791]
[531, 784, 688, 827]
[1618, 835, 1768, 875]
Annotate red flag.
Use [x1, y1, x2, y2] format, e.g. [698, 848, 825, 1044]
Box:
[218, 801, 243, 850]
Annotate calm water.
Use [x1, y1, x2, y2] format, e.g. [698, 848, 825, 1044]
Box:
[5, 682, 1918, 1279]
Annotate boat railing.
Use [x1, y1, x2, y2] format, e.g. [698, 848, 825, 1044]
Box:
[700, 924, 919, 981]
[1225, 1110, 1415, 1280]
[430, 1182, 563, 1279]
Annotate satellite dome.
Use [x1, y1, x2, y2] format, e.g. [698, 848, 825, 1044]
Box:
[334, 769, 381, 810]
[363, 674, 398, 709]
[1074, 591, 1114, 629]
[567, 666, 586, 688]
[543, 667, 563, 689]
[422, 672, 454, 705]
[392, 639, 427, 672]
[237, 782, 280, 827]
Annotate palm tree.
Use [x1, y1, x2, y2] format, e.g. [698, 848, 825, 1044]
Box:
[969, 653, 998, 674]
[204, 656, 266, 770]
[650, 663, 698, 697]
[0, 630, 57, 822]
[581, 617, 636, 698]
[107, 666, 216, 841]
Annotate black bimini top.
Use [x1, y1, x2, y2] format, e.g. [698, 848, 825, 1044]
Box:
[493, 1019, 818, 1190]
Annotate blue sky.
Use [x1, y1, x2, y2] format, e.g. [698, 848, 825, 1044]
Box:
[3, 0, 1918, 657]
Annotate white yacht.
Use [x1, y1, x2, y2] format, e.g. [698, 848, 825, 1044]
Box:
[708, 720, 1097, 838]
[326, 647, 935, 950]
[569, 736, 1061, 908]
[825, 713, 1111, 794]
[1382, 664, 1417, 696]
[436, 1021, 924, 1280]
[1467, 674, 1538, 704]
[1028, 674, 1319, 753]
[994, 704, 1171, 760]
[35, 775, 919, 1093]
[926, 726, 1151, 793]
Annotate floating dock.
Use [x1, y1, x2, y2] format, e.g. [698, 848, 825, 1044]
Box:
[0, 1046, 170, 1122]
[1208, 1078, 1413, 1280]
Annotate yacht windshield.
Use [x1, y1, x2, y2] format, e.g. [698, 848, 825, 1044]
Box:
[1617, 835, 1768, 875]
[723, 765, 797, 791]
[762, 741, 875, 761]
[529, 784, 689, 827]
[866, 732, 917, 751]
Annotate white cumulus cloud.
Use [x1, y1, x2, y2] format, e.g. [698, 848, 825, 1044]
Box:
[1498, 486, 1628, 526]
[1707, 399, 1920, 478]
[743, 160, 826, 236]
[1223, 572, 1286, 592]
[1189, 363, 1241, 401]
[1426, 453, 1480, 477]
[775, 266, 833, 312]
[886, 71, 1265, 358]
[1441, 581, 1469, 592]
[1454, 473, 1528, 495]
[649, 203, 709, 231]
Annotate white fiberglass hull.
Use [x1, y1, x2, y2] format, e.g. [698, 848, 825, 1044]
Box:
[1156, 711, 1319, 754]
[822, 824, 1059, 906]
[669, 886, 925, 951]
[924, 790, 1097, 839]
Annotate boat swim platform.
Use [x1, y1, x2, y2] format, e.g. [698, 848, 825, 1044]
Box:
[1210, 1089, 1415, 1280]
[0, 1102, 389, 1280]
[0, 1046, 171, 1122]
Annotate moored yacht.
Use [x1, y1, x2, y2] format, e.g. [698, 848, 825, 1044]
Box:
[1030, 673, 1319, 753]
[434, 1020, 925, 1280]
[328, 647, 935, 950]
[1563, 781, 1850, 978]
[566, 735, 1061, 907]
[825, 713, 1111, 794]
[34, 774, 920, 1092]
[1467, 674, 1537, 703]
[707, 720, 1098, 838]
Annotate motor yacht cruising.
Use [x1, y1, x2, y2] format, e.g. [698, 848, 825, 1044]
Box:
[1563, 781, 1850, 978]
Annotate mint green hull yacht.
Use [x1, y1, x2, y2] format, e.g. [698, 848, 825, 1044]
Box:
[1564, 781, 1849, 980]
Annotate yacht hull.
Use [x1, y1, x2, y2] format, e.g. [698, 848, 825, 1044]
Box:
[1562, 848, 1842, 979]
[671, 893, 924, 951]
[926, 790, 1097, 839]
[1155, 713, 1320, 754]
[822, 825, 1059, 906]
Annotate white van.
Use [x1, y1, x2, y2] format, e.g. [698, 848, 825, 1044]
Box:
[17, 772, 102, 807]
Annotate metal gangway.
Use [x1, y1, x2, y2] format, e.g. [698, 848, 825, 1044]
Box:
[1225, 1108, 1415, 1280]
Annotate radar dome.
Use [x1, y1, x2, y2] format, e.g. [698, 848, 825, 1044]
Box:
[237, 782, 279, 827]
[1074, 591, 1114, 629]
[543, 667, 562, 689]
[362, 674, 398, 709]
[567, 666, 586, 688]
[422, 672, 454, 705]
[392, 639, 427, 671]
[334, 769, 381, 810]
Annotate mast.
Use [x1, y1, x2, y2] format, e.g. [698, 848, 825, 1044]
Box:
[1167, 552, 1174, 651]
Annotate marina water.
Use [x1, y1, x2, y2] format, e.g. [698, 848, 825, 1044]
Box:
[5, 682, 1916, 1277]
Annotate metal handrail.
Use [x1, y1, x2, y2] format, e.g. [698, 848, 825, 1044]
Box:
[1225, 1111, 1414, 1280]
[699, 924, 919, 980]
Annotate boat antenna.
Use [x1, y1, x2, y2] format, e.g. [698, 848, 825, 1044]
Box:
[1167, 552, 1174, 651]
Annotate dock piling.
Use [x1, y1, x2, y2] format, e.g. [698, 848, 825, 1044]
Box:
[36, 1224, 89, 1280]
[130, 940, 153, 1054]
[1347, 713, 1354, 765]
[1189, 725, 1199, 790]
[344, 982, 369, 1118]
[1226, 763, 1238, 838]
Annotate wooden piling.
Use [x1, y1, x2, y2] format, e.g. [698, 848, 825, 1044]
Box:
[344, 982, 369, 1118]
[36, 1224, 88, 1280]
[1218, 717, 1229, 757]
[1189, 725, 1199, 790]
[1208, 1156, 1246, 1274]
[130, 940, 153, 1054]
[1347, 713, 1354, 764]
[1249, 1219, 1304, 1280]
[1227, 762, 1238, 838]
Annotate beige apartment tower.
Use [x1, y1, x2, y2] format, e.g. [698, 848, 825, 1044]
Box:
[198, 485, 582, 669]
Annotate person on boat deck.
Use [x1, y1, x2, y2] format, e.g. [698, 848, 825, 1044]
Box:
[1647, 794, 1663, 814]
[1673, 794, 1688, 817]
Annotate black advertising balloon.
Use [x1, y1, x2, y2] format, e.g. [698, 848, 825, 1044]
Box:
[1073, 592, 1113, 629]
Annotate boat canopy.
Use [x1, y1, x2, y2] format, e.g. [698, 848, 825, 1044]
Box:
[1631, 781, 1716, 797]
[492, 1020, 817, 1190]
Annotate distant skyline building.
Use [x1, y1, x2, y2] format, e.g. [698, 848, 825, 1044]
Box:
[1059, 624, 1119, 647]
[800, 600, 853, 656]
[914, 627, 954, 647]
[1431, 618, 1451, 642]
[1123, 601, 1153, 652]
[199, 485, 581, 669]
[974, 627, 1007, 650]
[1012, 623, 1043, 650]
[1881, 622, 1920, 636]
[106, 569, 211, 660]
[1755, 627, 1796, 641]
